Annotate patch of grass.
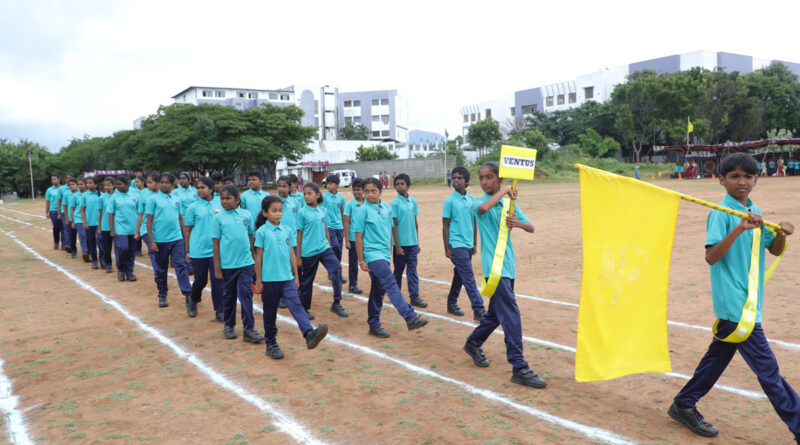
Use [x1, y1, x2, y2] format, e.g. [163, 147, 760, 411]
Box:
[318, 425, 335, 435]
[102, 390, 135, 402]
[58, 401, 80, 410]
[359, 379, 378, 391]
[259, 426, 276, 433]
[222, 432, 248, 445]
[394, 418, 420, 430]
[68, 432, 87, 440]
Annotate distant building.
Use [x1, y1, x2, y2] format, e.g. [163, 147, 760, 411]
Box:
[459, 96, 515, 144]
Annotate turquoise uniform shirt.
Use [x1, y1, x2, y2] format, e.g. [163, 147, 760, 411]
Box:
[100, 192, 113, 231]
[145, 191, 183, 243]
[254, 223, 294, 282]
[352, 201, 393, 264]
[82, 192, 102, 226]
[69, 191, 83, 224]
[107, 190, 139, 236]
[474, 193, 530, 279]
[136, 189, 155, 236]
[344, 198, 365, 242]
[171, 185, 197, 215]
[442, 190, 476, 249]
[706, 194, 776, 323]
[297, 205, 329, 257]
[45, 186, 60, 211]
[211, 208, 255, 269]
[58, 185, 71, 213]
[129, 187, 141, 198]
[293, 191, 305, 210]
[278, 195, 299, 247]
[390, 194, 419, 246]
[322, 191, 345, 229]
[240, 189, 270, 222]
[185, 197, 222, 258]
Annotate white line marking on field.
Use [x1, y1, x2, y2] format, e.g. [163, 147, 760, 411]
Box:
[0, 208, 45, 220]
[0, 357, 33, 445]
[1, 230, 327, 445]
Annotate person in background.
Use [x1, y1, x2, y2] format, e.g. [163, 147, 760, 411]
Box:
[343, 177, 365, 294]
[391, 173, 427, 308]
[45, 174, 63, 250]
[184, 176, 224, 320]
[322, 174, 347, 285]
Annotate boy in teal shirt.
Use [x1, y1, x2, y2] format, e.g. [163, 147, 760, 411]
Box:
[64, 179, 79, 258]
[343, 178, 365, 294]
[45, 174, 63, 250]
[322, 174, 347, 284]
[669, 153, 798, 442]
[240, 170, 269, 223]
[68, 179, 88, 261]
[57, 173, 74, 252]
[391, 173, 426, 308]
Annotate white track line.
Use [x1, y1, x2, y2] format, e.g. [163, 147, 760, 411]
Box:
[0, 357, 33, 445]
[0, 213, 772, 399]
[0, 229, 326, 445]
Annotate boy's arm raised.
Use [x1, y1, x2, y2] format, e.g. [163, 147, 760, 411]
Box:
[706, 212, 762, 265]
[769, 221, 793, 256]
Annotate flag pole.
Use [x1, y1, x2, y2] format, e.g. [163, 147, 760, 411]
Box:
[508, 179, 518, 216]
[28, 150, 35, 201]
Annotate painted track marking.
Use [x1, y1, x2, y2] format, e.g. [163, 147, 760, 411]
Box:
[0, 357, 33, 445]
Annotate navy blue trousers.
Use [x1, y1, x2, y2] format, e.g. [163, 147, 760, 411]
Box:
[393, 245, 420, 299]
[49, 211, 62, 246]
[190, 256, 223, 312]
[261, 280, 313, 345]
[222, 265, 255, 331]
[299, 248, 342, 310]
[86, 226, 98, 262]
[100, 230, 113, 266]
[67, 224, 77, 253]
[141, 234, 157, 276]
[328, 228, 344, 261]
[347, 242, 359, 287]
[113, 234, 136, 274]
[60, 212, 70, 248]
[367, 259, 417, 328]
[675, 320, 800, 437]
[467, 277, 528, 371]
[153, 239, 192, 298]
[447, 246, 486, 311]
[75, 223, 87, 254]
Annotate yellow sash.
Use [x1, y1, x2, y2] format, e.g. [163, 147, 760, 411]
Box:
[713, 228, 787, 343]
[479, 197, 511, 298]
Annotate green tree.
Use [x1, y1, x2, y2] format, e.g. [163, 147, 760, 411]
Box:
[339, 122, 369, 140]
[355, 144, 397, 161]
[704, 70, 764, 143]
[577, 128, 621, 158]
[467, 118, 501, 157]
[743, 62, 800, 134]
[0, 139, 53, 197]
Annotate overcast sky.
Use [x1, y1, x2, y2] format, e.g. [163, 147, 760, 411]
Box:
[1, 0, 799, 151]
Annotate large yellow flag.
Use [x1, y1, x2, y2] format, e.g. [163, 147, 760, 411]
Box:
[575, 164, 680, 382]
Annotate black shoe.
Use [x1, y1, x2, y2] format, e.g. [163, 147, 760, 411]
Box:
[82, 253, 90, 262]
[71, 251, 77, 259]
[214, 312, 224, 323]
[409, 296, 428, 308]
[224, 325, 237, 339]
[54, 243, 59, 250]
[265, 344, 284, 359]
[668, 402, 718, 437]
[99, 260, 106, 269]
[406, 316, 428, 330]
[106, 264, 113, 273]
[348, 285, 363, 294]
[243, 329, 263, 344]
[188, 268, 194, 276]
[463, 342, 490, 367]
[278, 298, 287, 309]
[368, 326, 390, 338]
[186, 297, 197, 318]
[117, 272, 125, 281]
[305, 324, 328, 349]
[473, 309, 486, 321]
[511, 367, 547, 389]
[447, 304, 465, 316]
[330, 303, 349, 318]
[305, 310, 315, 320]
[91, 261, 99, 270]
[126, 273, 137, 282]
[341, 277, 347, 285]
[158, 296, 168, 308]
[135, 251, 143, 257]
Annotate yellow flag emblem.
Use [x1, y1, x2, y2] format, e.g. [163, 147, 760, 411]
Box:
[574, 165, 679, 382]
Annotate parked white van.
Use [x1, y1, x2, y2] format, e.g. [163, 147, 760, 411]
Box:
[323, 169, 357, 187]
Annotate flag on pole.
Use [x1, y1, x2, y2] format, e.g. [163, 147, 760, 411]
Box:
[444, 129, 449, 139]
[574, 164, 679, 382]
[28, 149, 32, 158]
[687, 119, 694, 134]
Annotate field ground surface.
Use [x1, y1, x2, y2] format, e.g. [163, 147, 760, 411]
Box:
[1, 176, 800, 444]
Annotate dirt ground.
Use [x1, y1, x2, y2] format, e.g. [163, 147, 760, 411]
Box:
[1, 175, 800, 444]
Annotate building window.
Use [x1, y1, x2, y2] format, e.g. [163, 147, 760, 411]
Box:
[463, 114, 468, 123]
[470, 113, 476, 122]
[353, 100, 360, 107]
[372, 99, 379, 106]
[314, 100, 319, 113]
[202, 90, 212, 97]
[522, 105, 538, 114]
[344, 100, 352, 107]
[546, 96, 554, 107]
[510, 107, 515, 116]
[280, 94, 290, 100]
[372, 131, 380, 137]
[353, 116, 361, 123]
[315, 117, 319, 127]
[381, 115, 389, 124]
[380, 98, 389, 105]
[381, 130, 390, 137]
[477, 112, 481, 120]
[557, 94, 565, 105]
[584, 86, 594, 99]
[215, 90, 225, 98]
[237, 91, 246, 98]
[569, 92, 576, 103]
[485, 109, 492, 119]
[268, 92, 278, 100]
[248, 92, 257, 99]
[344, 116, 352, 123]
[372, 115, 379, 122]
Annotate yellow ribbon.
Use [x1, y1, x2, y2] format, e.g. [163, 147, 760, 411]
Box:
[479, 196, 511, 298]
[713, 228, 787, 343]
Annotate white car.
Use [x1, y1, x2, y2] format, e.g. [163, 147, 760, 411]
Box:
[323, 169, 357, 187]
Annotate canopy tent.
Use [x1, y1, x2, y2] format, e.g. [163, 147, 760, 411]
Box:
[654, 138, 800, 154]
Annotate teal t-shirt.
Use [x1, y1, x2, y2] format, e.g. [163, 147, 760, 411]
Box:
[172, 185, 198, 215]
[442, 190, 476, 249]
[82, 192, 102, 227]
[211, 208, 255, 269]
[69, 191, 83, 224]
[293, 191, 305, 210]
[45, 186, 60, 211]
[58, 185, 71, 213]
[474, 193, 530, 279]
[185, 197, 222, 258]
[136, 189, 155, 236]
[322, 191, 345, 229]
[100, 192, 113, 231]
[390, 194, 419, 246]
[254, 223, 294, 282]
[107, 190, 139, 236]
[297, 205, 329, 258]
[352, 201, 394, 264]
[240, 189, 270, 222]
[344, 198, 364, 242]
[145, 191, 183, 243]
[706, 194, 776, 323]
[278, 195, 299, 247]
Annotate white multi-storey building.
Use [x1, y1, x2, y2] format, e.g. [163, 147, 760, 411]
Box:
[459, 96, 514, 144]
